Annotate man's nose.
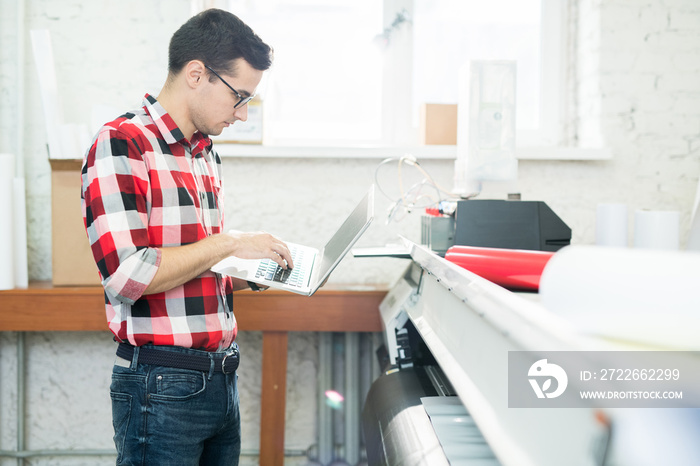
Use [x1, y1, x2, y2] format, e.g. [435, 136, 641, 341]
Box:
[233, 105, 248, 122]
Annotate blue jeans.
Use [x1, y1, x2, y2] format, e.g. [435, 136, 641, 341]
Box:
[110, 345, 241, 466]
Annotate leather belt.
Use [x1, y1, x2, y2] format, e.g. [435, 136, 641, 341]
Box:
[116, 343, 239, 374]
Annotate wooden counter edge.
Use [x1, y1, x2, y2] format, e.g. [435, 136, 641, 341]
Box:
[0, 283, 387, 332]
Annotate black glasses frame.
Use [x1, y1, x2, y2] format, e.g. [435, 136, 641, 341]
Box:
[204, 64, 255, 109]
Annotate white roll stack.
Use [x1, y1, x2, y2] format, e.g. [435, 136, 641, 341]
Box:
[539, 245, 700, 349]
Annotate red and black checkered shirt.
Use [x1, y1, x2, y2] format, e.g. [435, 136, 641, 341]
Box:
[81, 94, 236, 351]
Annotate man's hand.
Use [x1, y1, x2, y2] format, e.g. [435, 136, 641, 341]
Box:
[227, 231, 294, 270]
[142, 231, 294, 296]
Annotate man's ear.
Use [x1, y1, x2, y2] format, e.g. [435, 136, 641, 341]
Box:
[184, 60, 206, 89]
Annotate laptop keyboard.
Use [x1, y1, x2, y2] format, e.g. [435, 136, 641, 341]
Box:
[254, 247, 306, 288]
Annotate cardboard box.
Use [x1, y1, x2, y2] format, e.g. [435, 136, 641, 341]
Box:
[419, 103, 458, 145]
[50, 159, 101, 286]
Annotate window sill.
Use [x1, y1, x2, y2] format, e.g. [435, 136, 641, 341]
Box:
[215, 144, 611, 161]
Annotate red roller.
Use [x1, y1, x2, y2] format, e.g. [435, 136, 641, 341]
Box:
[445, 245, 555, 291]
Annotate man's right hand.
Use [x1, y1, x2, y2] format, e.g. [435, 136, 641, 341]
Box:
[227, 231, 294, 270]
[142, 231, 294, 296]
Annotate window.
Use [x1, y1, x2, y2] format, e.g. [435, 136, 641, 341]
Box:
[412, 0, 542, 140]
[218, 0, 384, 145]
[394, 0, 566, 147]
[199, 0, 567, 149]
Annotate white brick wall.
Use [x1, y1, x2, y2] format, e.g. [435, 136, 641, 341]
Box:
[559, 0, 700, 247]
[1, 0, 699, 464]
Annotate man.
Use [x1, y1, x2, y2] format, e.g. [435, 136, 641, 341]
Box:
[81, 9, 292, 465]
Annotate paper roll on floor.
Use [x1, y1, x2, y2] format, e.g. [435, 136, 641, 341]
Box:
[539, 246, 700, 349]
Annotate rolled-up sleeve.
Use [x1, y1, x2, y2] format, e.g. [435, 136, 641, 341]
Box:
[82, 126, 160, 305]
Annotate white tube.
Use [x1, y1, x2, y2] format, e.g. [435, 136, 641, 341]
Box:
[14, 0, 28, 289]
[30, 29, 64, 158]
[17, 0, 25, 177]
[634, 210, 679, 250]
[688, 179, 700, 251]
[540, 245, 700, 349]
[13, 178, 28, 288]
[0, 154, 16, 290]
[595, 203, 627, 247]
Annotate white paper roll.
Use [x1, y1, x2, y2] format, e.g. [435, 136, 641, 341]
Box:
[0, 154, 15, 290]
[595, 203, 627, 247]
[13, 177, 28, 288]
[540, 245, 700, 349]
[31, 29, 64, 158]
[634, 210, 679, 250]
[686, 178, 700, 251]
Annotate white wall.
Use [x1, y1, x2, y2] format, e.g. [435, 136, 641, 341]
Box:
[1, 0, 699, 464]
[566, 0, 700, 244]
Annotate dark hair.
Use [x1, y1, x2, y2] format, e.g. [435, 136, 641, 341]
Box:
[168, 9, 273, 77]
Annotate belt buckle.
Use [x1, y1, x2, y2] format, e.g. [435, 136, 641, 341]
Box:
[221, 347, 238, 374]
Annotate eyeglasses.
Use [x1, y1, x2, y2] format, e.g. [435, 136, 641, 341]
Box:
[204, 64, 255, 109]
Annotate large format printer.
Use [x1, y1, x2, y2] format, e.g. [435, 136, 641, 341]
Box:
[361, 239, 700, 466]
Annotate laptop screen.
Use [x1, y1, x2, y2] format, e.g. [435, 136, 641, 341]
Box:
[317, 186, 375, 281]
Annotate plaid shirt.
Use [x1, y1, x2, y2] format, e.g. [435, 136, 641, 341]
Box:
[81, 94, 236, 351]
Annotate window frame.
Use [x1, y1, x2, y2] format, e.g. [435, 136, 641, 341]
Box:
[211, 0, 610, 160]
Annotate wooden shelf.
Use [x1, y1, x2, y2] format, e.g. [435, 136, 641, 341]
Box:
[0, 282, 386, 333]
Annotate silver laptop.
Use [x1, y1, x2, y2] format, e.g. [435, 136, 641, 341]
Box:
[211, 185, 374, 296]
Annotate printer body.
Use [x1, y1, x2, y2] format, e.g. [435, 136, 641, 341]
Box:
[422, 199, 571, 255]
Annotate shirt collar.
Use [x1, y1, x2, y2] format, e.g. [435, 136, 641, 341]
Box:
[142, 94, 212, 153]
